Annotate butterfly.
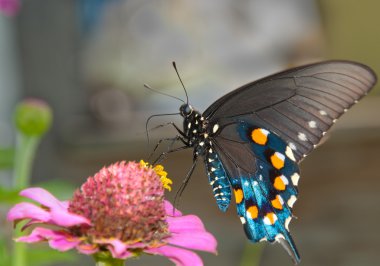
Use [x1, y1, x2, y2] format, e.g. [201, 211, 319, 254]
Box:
[151, 60, 376, 264]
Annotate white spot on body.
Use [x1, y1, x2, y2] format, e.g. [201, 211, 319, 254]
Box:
[285, 146, 296, 161]
[188, 122, 192, 128]
[209, 148, 213, 153]
[308, 121, 317, 128]
[204, 133, 209, 138]
[240, 217, 246, 224]
[208, 158, 214, 162]
[259, 175, 263, 181]
[201, 116, 205, 121]
[287, 195, 297, 208]
[195, 120, 198, 125]
[244, 181, 249, 186]
[210, 167, 216, 172]
[291, 173, 300, 186]
[199, 142, 205, 146]
[298, 132, 307, 141]
[213, 124, 219, 133]
[319, 110, 327, 116]
[253, 181, 258, 186]
[192, 129, 197, 134]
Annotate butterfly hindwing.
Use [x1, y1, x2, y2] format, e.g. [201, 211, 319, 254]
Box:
[211, 123, 301, 262]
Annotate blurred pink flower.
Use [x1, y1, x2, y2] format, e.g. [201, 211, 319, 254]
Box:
[0, 0, 20, 16]
[7, 161, 217, 265]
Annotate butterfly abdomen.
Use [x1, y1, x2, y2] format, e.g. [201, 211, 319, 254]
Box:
[204, 149, 232, 212]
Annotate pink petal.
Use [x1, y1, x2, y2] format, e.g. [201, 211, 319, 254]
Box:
[7, 202, 90, 227]
[165, 200, 182, 217]
[7, 202, 50, 222]
[76, 243, 99, 255]
[17, 227, 80, 251]
[20, 187, 66, 210]
[96, 239, 132, 259]
[147, 245, 203, 266]
[50, 208, 91, 227]
[167, 232, 217, 253]
[167, 215, 205, 233]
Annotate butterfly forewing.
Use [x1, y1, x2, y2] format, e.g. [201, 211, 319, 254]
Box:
[205, 61, 376, 161]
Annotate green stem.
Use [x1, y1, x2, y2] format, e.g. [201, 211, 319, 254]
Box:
[11, 133, 41, 266]
[94, 253, 125, 266]
[13, 134, 40, 189]
[240, 242, 264, 266]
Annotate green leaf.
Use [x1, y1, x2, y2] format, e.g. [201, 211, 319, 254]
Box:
[0, 147, 14, 169]
[28, 245, 78, 266]
[0, 186, 21, 204]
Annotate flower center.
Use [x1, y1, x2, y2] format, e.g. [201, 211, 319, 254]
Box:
[68, 161, 169, 244]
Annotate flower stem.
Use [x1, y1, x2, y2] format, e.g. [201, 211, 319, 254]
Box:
[94, 253, 125, 266]
[13, 134, 40, 189]
[240, 242, 264, 266]
[11, 134, 40, 266]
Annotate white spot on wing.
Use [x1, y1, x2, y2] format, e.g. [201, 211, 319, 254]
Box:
[291, 173, 300, 186]
[308, 121, 317, 128]
[332, 119, 337, 123]
[319, 110, 327, 116]
[289, 142, 297, 151]
[259, 237, 267, 242]
[287, 195, 297, 208]
[275, 234, 285, 241]
[285, 217, 292, 230]
[298, 132, 307, 141]
[260, 128, 270, 136]
[285, 146, 296, 161]
[240, 217, 246, 224]
[263, 214, 278, 225]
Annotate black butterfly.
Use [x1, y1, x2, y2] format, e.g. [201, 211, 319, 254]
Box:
[151, 61, 376, 264]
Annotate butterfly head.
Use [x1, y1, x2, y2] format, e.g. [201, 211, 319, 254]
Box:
[179, 103, 193, 117]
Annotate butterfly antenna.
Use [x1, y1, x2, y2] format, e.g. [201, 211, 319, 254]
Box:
[172, 61, 189, 104]
[144, 84, 185, 103]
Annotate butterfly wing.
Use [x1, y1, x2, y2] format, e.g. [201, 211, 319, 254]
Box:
[203, 61, 376, 263]
[204, 60, 377, 161]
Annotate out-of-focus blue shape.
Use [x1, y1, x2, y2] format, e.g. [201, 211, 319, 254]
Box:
[78, 0, 119, 34]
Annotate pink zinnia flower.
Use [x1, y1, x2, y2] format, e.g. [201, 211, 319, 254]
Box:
[7, 161, 217, 265]
[0, 0, 20, 16]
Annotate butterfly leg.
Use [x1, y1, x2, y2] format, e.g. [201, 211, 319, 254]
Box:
[174, 154, 198, 209]
[148, 135, 189, 161]
[152, 145, 191, 165]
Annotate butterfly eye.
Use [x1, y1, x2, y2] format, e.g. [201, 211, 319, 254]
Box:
[179, 104, 193, 117]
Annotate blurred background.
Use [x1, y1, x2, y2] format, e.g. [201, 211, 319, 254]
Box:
[1, 0, 379, 265]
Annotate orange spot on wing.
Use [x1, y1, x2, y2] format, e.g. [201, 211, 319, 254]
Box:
[270, 152, 285, 169]
[247, 205, 258, 219]
[233, 189, 244, 204]
[265, 212, 277, 225]
[251, 129, 268, 145]
[274, 176, 286, 191]
[271, 195, 283, 209]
